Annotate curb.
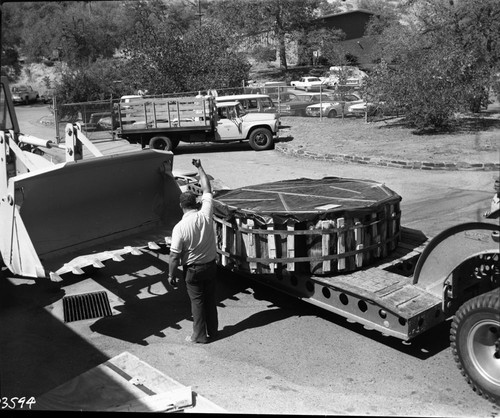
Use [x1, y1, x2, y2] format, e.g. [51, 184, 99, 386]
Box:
[275, 144, 500, 172]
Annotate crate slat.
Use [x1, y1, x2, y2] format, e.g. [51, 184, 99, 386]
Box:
[246, 219, 257, 273]
[267, 224, 277, 273]
[354, 219, 364, 268]
[287, 224, 295, 271]
[337, 218, 346, 271]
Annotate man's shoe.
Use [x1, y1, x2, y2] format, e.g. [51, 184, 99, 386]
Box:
[207, 331, 219, 341]
[185, 335, 209, 344]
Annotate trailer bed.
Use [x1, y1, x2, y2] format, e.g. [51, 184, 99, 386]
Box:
[226, 226, 443, 341]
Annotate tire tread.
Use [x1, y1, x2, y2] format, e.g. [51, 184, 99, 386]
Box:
[450, 291, 500, 405]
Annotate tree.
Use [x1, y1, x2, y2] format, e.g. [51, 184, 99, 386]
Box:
[360, 0, 404, 36]
[316, 0, 343, 16]
[1, 2, 25, 80]
[55, 58, 131, 104]
[205, 0, 323, 70]
[120, 1, 250, 94]
[368, 0, 500, 130]
[3, 2, 124, 67]
[302, 27, 345, 67]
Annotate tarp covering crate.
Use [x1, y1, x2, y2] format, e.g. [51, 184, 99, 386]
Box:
[213, 177, 401, 275]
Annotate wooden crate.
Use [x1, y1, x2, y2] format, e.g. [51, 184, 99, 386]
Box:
[214, 202, 400, 275]
[305, 203, 401, 275]
[213, 177, 401, 276]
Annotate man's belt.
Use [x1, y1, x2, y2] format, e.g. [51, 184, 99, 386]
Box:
[187, 259, 216, 268]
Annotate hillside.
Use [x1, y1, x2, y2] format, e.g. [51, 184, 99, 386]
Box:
[12, 62, 64, 96]
[15, 60, 293, 97]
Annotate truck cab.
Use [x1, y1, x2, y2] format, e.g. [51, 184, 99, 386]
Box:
[215, 101, 279, 150]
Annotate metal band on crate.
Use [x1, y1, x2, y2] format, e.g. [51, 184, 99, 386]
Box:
[214, 213, 401, 235]
[215, 232, 400, 264]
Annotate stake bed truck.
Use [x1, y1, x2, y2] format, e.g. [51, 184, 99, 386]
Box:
[114, 95, 279, 152]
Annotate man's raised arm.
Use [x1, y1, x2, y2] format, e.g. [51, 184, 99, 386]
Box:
[192, 159, 212, 194]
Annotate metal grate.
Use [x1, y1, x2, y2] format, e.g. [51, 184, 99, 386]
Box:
[63, 291, 113, 323]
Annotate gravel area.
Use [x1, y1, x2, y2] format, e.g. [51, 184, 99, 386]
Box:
[277, 113, 500, 168]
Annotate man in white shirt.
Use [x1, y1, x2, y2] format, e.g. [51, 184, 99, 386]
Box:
[485, 176, 499, 219]
[169, 159, 218, 343]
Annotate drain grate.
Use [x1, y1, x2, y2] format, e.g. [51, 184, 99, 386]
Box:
[63, 291, 113, 323]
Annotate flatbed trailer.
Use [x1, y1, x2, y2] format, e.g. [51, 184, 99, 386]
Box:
[212, 179, 500, 404]
[231, 226, 436, 341]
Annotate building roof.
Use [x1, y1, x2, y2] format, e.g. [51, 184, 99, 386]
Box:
[313, 8, 379, 41]
[336, 35, 381, 66]
[317, 9, 376, 20]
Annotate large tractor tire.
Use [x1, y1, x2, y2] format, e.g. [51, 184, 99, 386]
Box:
[249, 128, 274, 151]
[149, 136, 178, 152]
[450, 290, 500, 405]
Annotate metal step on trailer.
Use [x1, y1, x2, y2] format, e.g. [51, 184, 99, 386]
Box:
[309, 267, 443, 340]
[228, 227, 442, 341]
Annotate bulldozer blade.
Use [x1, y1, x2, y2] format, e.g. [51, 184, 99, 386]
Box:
[0, 150, 182, 279]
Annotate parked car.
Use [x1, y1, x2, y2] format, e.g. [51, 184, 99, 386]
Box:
[96, 114, 119, 130]
[348, 102, 369, 116]
[321, 66, 367, 89]
[308, 68, 326, 77]
[290, 76, 325, 92]
[243, 82, 295, 102]
[81, 112, 115, 132]
[305, 93, 364, 118]
[11, 85, 39, 105]
[40, 90, 54, 104]
[119, 95, 143, 110]
[274, 91, 301, 103]
[277, 92, 337, 116]
[348, 99, 404, 118]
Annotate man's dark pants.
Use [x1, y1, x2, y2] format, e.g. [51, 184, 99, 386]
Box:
[185, 261, 218, 343]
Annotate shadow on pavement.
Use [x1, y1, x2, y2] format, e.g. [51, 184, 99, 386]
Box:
[88, 253, 256, 345]
[227, 274, 452, 361]
[173, 135, 294, 155]
[0, 270, 110, 398]
[217, 308, 294, 341]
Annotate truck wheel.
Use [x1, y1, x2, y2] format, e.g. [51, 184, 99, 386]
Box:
[149, 136, 178, 152]
[327, 110, 337, 118]
[249, 128, 274, 151]
[450, 290, 500, 405]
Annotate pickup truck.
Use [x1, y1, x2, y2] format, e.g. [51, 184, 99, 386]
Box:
[11, 85, 39, 104]
[115, 95, 279, 151]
